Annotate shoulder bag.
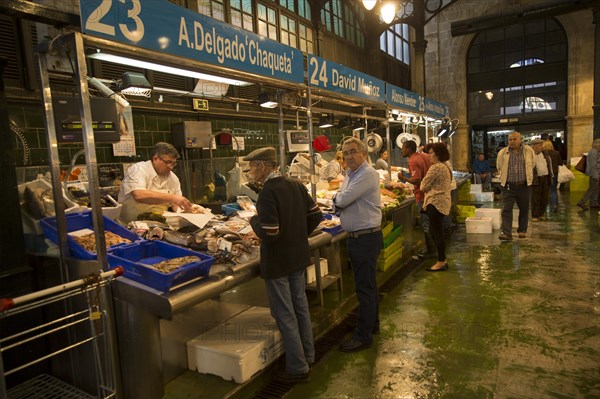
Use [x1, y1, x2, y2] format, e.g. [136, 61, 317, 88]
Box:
[574, 155, 587, 174]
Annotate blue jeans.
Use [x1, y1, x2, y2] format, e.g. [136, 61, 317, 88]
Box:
[549, 175, 558, 208]
[347, 230, 383, 344]
[265, 269, 314, 374]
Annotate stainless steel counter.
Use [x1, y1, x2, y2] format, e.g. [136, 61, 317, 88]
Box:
[112, 230, 335, 399]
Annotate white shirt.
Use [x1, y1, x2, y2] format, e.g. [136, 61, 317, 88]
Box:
[534, 152, 549, 177]
[117, 160, 182, 223]
[118, 160, 182, 202]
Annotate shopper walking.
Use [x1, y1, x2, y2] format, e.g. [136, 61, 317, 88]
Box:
[496, 131, 536, 240]
[530, 139, 553, 221]
[577, 138, 600, 210]
[420, 143, 452, 271]
[333, 138, 383, 352]
[246, 147, 322, 384]
[542, 140, 563, 212]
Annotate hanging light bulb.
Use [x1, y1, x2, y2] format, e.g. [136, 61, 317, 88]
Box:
[362, 0, 377, 10]
[380, 3, 396, 24]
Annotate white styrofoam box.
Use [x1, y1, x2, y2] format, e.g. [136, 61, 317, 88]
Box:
[306, 258, 328, 284]
[18, 177, 81, 234]
[465, 217, 493, 234]
[187, 306, 283, 383]
[471, 192, 494, 202]
[475, 208, 501, 230]
[470, 184, 482, 193]
[65, 181, 122, 220]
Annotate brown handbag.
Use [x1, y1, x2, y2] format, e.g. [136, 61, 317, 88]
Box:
[574, 155, 587, 173]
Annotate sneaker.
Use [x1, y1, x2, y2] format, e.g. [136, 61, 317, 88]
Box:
[498, 233, 512, 241]
[518, 232, 526, 238]
[339, 338, 371, 353]
[273, 369, 310, 384]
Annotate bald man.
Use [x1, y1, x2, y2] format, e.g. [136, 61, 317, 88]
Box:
[496, 132, 535, 241]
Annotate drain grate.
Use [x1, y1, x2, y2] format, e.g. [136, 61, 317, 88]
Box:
[250, 257, 422, 399]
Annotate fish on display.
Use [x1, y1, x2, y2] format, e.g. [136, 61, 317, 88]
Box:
[164, 229, 193, 247]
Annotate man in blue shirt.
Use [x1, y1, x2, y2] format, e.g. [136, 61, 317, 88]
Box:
[333, 138, 382, 352]
[473, 152, 491, 191]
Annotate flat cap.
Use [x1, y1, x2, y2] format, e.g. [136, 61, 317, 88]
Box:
[530, 138, 544, 145]
[243, 147, 277, 162]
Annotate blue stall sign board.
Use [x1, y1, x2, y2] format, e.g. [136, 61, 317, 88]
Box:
[385, 83, 424, 114]
[80, 0, 304, 84]
[425, 98, 449, 119]
[307, 55, 385, 104]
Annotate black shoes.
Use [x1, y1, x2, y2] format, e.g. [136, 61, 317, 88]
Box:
[339, 338, 371, 352]
[498, 233, 513, 241]
[273, 369, 310, 384]
[426, 263, 448, 272]
[577, 201, 589, 210]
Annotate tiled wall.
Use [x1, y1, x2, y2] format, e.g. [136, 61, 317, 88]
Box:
[9, 103, 350, 198]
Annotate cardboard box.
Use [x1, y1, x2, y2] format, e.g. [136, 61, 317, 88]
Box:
[187, 306, 283, 383]
[475, 208, 501, 230]
[306, 258, 328, 284]
[465, 217, 493, 234]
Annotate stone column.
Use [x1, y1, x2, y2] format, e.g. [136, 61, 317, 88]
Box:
[593, 7, 600, 140]
[413, 39, 428, 96]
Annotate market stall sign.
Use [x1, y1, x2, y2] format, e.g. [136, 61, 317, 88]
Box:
[425, 98, 449, 119]
[79, 0, 304, 84]
[307, 55, 385, 104]
[385, 83, 424, 114]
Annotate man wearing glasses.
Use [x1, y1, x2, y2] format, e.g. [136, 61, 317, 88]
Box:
[118, 142, 192, 223]
[333, 138, 383, 352]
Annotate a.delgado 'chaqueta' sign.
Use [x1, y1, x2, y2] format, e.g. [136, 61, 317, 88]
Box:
[79, 0, 304, 84]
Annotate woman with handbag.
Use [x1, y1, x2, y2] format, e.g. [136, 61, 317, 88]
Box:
[420, 143, 452, 272]
[577, 139, 600, 210]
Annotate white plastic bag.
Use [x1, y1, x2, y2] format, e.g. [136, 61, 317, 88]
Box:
[557, 164, 575, 183]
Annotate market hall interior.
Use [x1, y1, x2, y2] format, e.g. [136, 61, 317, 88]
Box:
[1, 0, 599, 399]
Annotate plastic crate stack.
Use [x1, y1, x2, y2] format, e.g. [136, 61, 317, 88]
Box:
[456, 205, 476, 223]
[377, 222, 403, 271]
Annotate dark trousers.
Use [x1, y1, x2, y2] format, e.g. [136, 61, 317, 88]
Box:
[347, 230, 383, 344]
[501, 184, 531, 237]
[426, 204, 446, 262]
[531, 175, 550, 218]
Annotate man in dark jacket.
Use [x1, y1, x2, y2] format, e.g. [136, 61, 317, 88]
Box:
[246, 147, 322, 384]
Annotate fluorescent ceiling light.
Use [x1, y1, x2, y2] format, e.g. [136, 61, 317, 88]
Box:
[258, 92, 278, 108]
[88, 51, 252, 87]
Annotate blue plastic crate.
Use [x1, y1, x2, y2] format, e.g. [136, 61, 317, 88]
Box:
[321, 213, 344, 236]
[40, 210, 141, 260]
[107, 240, 214, 292]
[221, 203, 241, 216]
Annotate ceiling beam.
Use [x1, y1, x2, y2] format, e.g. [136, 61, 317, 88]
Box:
[451, 0, 597, 37]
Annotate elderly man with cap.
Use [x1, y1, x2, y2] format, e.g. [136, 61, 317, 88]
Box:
[245, 146, 322, 384]
[496, 131, 536, 240]
[530, 138, 553, 221]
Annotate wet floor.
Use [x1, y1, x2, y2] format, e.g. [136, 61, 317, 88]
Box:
[287, 193, 600, 399]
